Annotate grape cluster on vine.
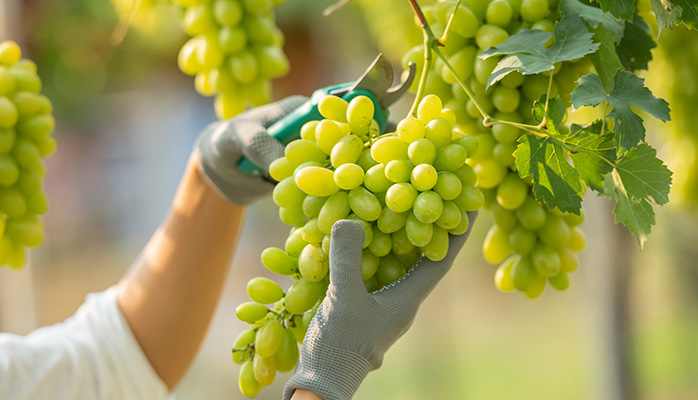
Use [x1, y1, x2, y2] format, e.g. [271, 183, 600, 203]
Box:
[173, 0, 289, 119]
[0, 41, 56, 269]
[231, 93, 481, 396]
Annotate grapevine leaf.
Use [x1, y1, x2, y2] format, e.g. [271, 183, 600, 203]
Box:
[479, 13, 600, 88]
[560, 0, 625, 42]
[532, 95, 567, 134]
[514, 134, 584, 213]
[674, 0, 698, 29]
[570, 71, 671, 153]
[650, 0, 683, 37]
[616, 16, 656, 71]
[565, 121, 615, 191]
[592, 0, 635, 21]
[603, 144, 673, 247]
[604, 171, 655, 248]
[614, 144, 672, 205]
[589, 24, 623, 91]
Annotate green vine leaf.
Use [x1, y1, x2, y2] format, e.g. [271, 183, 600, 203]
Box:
[603, 144, 672, 247]
[514, 134, 584, 214]
[479, 13, 599, 88]
[560, 0, 625, 42]
[616, 16, 656, 72]
[591, 0, 635, 21]
[565, 121, 615, 192]
[651, 0, 683, 36]
[674, 0, 698, 29]
[589, 24, 623, 92]
[570, 71, 671, 154]
[532, 95, 567, 134]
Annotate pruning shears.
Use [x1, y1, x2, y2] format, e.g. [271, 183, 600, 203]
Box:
[238, 53, 418, 176]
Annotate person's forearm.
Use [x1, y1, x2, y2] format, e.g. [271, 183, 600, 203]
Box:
[116, 154, 246, 389]
[291, 389, 324, 399]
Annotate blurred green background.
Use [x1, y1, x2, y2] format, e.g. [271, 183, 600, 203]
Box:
[1, 0, 698, 399]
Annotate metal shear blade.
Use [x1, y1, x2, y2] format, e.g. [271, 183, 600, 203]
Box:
[345, 53, 417, 109]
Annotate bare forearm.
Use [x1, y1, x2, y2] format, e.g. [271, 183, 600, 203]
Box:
[291, 389, 324, 400]
[116, 155, 246, 389]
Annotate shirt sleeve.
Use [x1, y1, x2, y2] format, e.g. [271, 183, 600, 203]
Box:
[0, 286, 170, 400]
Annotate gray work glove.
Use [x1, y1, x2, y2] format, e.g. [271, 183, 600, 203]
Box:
[283, 211, 478, 400]
[195, 96, 307, 205]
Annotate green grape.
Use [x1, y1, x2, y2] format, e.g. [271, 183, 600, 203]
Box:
[300, 121, 319, 142]
[348, 187, 382, 221]
[247, 277, 284, 304]
[285, 277, 325, 314]
[334, 163, 364, 190]
[495, 256, 517, 292]
[243, 14, 279, 45]
[473, 158, 507, 189]
[279, 206, 305, 226]
[568, 227, 587, 252]
[0, 42, 21, 66]
[6, 217, 42, 247]
[215, 92, 246, 119]
[562, 209, 585, 226]
[252, 353, 276, 387]
[558, 246, 578, 272]
[532, 243, 561, 276]
[301, 218, 324, 244]
[232, 328, 255, 364]
[433, 172, 462, 201]
[26, 192, 47, 215]
[448, 208, 471, 235]
[371, 136, 409, 165]
[412, 191, 444, 224]
[434, 143, 468, 173]
[452, 163, 478, 187]
[440, 108, 457, 126]
[260, 247, 297, 275]
[386, 182, 418, 213]
[408, 138, 437, 165]
[183, 5, 217, 36]
[531, 19, 555, 32]
[0, 188, 25, 218]
[491, 203, 517, 231]
[272, 176, 305, 209]
[397, 117, 426, 143]
[549, 271, 570, 291]
[442, 47, 477, 85]
[369, 226, 393, 257]
[0, 155, 19, 186]
[347, 95, 374, 135]
[476, 25, 509, 49]
[422, 225, 449, 261]
[302, 195, 327, 219]
[364, 164, 392, 193]
[425, 118, 452, 150]
[315, 119, 344, 155]
[0, 97, 18, 129]
[17, 168, 42, 195]
[275, 329, 299, 372]
[524, 273, 547, 299]
[520, 0, 549, 23]
[220, 26, 247, 53]
[492, 86, 521, 113]
[243, 0, 273, 14]
[385, 159, 414, 183]
[405, 213, 433, 247]
[452, 184, 484, 211]
[287, 314, 307, 344]
[496, 173, 528, 210]
[256, 320, 284, 357]
[474, 56, 499, 85]
[483, 224, 512, 264]
[508, 226, 537, 254]
[362, 249, 380, 280]
[238, 360, 261, 397]
[377, 207, 408, 233]
[269, 157, 294, 182]
[487, 0, 513, 27]
[417, 94, 443, 124]
[319, 95, 349, 122]
[236, 302, 268, 324]
[299, 244, 329, 282]
[516, 196, 547, 230]
[446, 4, 480, 38]
[285, 228, 307, 257]
[284, 139, 326, 165]
[410, 163, 438, 191]
[376, 253, 406, 285]
[469, 133, 495, 162]
[435, 200, 462, 229]
[501, 72, 525, 88]
[512, 254, 535, 291]
[295, 166, 340, 197]
[0, 128, 14, 154]
[318, 191, 351, 234]
[492, 142, 516, 167]
[538, 214, 571, 248]
[12, 138, 40, 168]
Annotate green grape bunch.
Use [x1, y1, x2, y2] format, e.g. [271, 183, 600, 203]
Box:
[400, 0, 593, 298]
[232, 93, 482, 397]
[0, 41, 56, 269]
[173, 0, 290, 119]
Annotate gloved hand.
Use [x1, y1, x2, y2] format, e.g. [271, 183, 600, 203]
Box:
[283, 211, 478, 400]
[195, 96, 307, 206]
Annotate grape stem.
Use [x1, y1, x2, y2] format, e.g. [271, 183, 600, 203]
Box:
[324, 0, 352, 17]
[110, 0, 142, 46]
[538, 72, 555, 130]
[440, 0, 463, 43]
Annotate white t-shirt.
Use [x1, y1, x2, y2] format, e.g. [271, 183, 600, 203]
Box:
[0, 287, 169, 400]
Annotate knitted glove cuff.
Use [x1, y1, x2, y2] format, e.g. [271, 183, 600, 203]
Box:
[282, 342, 372, 400]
